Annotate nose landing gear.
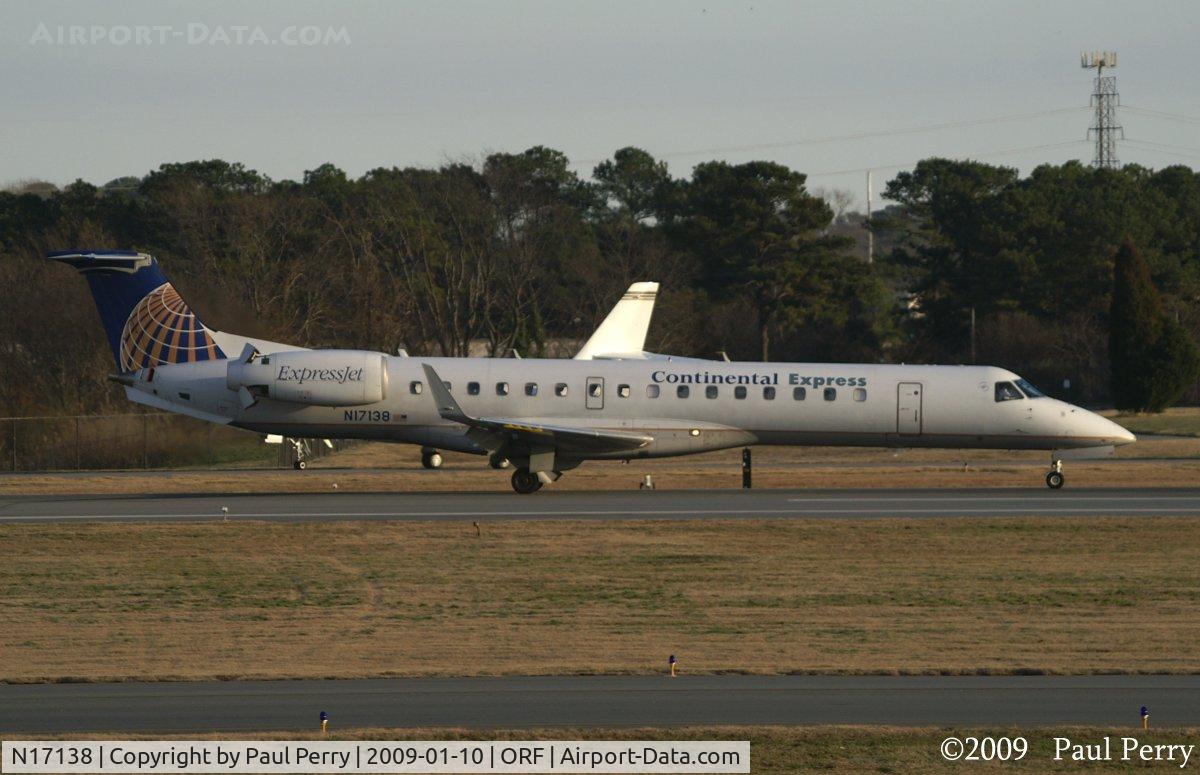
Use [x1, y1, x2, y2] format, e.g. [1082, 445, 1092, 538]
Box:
[1045, 459, 1064, 489]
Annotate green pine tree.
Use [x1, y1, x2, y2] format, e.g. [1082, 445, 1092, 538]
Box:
[1145, 319, 1200, 410]
[1109, 237, 1200, 412]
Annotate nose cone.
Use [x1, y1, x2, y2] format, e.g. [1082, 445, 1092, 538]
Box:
[1109, 418, 1137, 445]
[1081, 409, 1137, 446]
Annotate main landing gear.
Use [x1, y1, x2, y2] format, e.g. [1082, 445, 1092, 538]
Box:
[1045, 459, 1065, 489]
[510, 467, 564, 493]
[507, 450, 571, 493]
[421, 447, 443, 469]
[511, 467, 543, 494]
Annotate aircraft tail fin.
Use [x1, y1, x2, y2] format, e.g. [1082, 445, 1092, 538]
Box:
[47, 250, 226, 371]
[574, 281, 659, 360]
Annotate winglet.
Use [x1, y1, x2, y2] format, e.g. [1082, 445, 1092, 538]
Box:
[421, 364, 471, 424]
[575, 281, 659, 360]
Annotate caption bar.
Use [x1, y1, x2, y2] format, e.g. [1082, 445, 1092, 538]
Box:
[2, 741, 750, 774]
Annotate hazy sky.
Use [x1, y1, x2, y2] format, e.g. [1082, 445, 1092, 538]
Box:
[2, 0, 1197, 206]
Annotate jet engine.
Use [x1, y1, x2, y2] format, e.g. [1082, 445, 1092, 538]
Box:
[226, 348, 387, 407]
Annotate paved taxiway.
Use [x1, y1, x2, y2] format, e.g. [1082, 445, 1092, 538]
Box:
[2, 487, 1200, 522]
[3, 676, 1198, 732]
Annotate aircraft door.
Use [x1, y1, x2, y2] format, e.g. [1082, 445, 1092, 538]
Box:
[586, 376, 604, 410]
[897, 382, 922, 435]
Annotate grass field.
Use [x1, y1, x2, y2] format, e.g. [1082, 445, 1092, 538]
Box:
[8, 727, 1199, 773]
[0, 414, 278, 472]
[5, 433, 1200, 495]
[3, 517, 1199, 683]
[1107, 407, 1200, 437]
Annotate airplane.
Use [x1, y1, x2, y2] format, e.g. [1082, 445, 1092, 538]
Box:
[50, 249, 1136, 493]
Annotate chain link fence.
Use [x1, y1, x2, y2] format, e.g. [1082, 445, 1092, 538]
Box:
[0, 413, 346, 471]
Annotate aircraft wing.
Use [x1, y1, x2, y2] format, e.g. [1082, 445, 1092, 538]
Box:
[421, 364, 653, 454]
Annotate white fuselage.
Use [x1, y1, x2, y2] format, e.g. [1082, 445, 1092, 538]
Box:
[128, 354, 1135, 462]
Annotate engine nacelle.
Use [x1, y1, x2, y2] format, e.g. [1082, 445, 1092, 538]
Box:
[227, 349, 387, 407]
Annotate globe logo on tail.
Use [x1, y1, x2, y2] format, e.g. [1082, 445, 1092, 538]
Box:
[119, 283, 223, 371]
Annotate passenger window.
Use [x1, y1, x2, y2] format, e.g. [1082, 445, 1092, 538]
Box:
[617, 384, 630, 398]
[995, 381, 1023, 402]
[525, 382, 538, 396]
[646, 384, 660, 398]
[496, 382, 510, 396]
[555, 383, 569, 397]
[734, 385, 747, 399]
[763, 386, 776, 400]
[706, 385, 718, 399]
[410, 381, 423, 395]
[589, 383, 602, 398]
[824, 387, 837, 401]
[793, 387, 806, 401]
[677, 385, 690, 398]
[853, 387, 867, 402]
[467, 381, 480, 396]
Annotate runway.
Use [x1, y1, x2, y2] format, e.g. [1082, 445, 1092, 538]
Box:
[3, 675, 1198, 732]
[3, 487, 1200, 523]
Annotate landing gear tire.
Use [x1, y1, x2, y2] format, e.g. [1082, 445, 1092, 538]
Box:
[511, 468, 543, 494]
[293, 460, 306, 471]
[1046, 470, 1064, 489]
[421, 450, 443, 470]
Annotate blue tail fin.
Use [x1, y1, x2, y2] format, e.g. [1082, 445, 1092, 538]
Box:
[48, 250, 226, 371]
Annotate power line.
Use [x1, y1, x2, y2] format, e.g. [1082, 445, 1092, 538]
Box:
[1126, 138, 1200, 155]
[1123, 105, 1200, 126]
[578, 107, 1087, 165]
[97, 140, 1093, 193]
[1124, 139, 1200, 160]
[803, 140, 1089, 178]
[1124, 146, 1197, 161]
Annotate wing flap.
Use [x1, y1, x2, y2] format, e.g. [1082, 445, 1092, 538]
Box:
[477, 417, 653, 454]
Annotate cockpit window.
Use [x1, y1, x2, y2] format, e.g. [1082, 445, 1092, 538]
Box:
[994, 381, 1023, 402]
[1014, 378, 1045, 398]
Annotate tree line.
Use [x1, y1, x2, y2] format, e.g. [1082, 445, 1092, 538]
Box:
[1, 149, 1198, 417]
